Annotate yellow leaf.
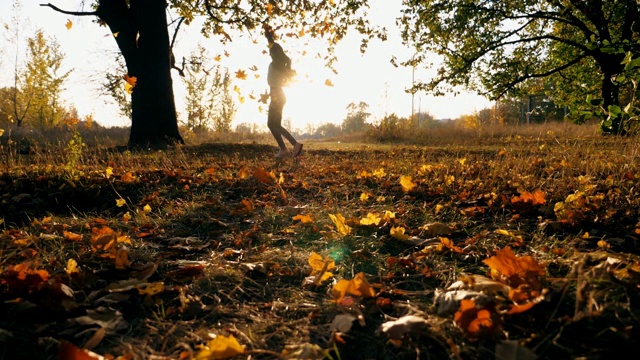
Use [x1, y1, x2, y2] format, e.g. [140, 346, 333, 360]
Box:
[113, 32, 119, 38]
[233, 85, 241, 94]
[383, 211, 396, 223]
[65, 259, 79, 275]
[293, 214, 314, 224]
[390, 226, 410, 241]
[137, 282, 164, 296]
[331, 272, 375, 303]
[197, 335, 245, 360]
[445, 175, 455, 186]
[123, 74, 137, 94]
[235, 69, 247, 80]
[373, 168, 386, 178]
[400, 175, 416, 192]
[360, 213, 381, 226]
[238, 96, 245, 104]
[116, 198, 126, 207]
[143, 204, 152, 213]
[105, 167, 113, 179]
[65, 19, 72, 30]
[253, 167, 276, 184]
[122, 212, 131, 223]
[324, 79, 334, 86]
[360, 192, 369, 202]
[434, 204, 444, 214]
[329, 213, 352, 235]
[308, 251, 336, 273]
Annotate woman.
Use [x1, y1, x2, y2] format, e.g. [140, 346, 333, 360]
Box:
[265, 30, 303, 159]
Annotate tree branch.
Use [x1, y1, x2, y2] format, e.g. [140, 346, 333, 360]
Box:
[493, 54, 589, 99]
[39, 3, 97, 16]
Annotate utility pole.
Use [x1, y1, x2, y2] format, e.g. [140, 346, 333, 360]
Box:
[411, 54, 415, 120]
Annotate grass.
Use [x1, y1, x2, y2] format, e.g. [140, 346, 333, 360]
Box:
[1, 121, 640, 359]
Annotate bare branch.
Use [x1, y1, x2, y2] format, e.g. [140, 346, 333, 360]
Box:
[39, 3, 97, 16]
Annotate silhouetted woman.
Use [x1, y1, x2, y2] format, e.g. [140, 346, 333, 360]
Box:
[265, 27, 303, 159]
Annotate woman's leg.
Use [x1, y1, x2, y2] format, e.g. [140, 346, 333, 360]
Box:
[267, 104, 286, 148]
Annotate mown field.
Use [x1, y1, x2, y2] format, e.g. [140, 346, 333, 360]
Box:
[1, 124, 640, 360]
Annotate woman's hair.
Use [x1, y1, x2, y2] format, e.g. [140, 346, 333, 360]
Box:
[269, 43, 289, 66]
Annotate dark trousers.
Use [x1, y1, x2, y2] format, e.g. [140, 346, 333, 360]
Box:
[268, 87, 296, 148]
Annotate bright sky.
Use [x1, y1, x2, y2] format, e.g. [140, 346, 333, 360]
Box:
[0, 1, 492, 131]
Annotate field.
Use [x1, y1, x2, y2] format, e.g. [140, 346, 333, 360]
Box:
[1, 123, 640, 360]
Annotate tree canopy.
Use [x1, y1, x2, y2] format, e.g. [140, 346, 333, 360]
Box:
[399, 0, 640, 134]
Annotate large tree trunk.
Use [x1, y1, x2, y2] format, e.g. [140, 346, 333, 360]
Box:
[97, 0, 183, 148]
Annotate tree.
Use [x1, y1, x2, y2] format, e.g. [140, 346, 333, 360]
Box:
[182, 45, 235, 132]
[19, 29, 71, 128]
[399, 0, 640, 134]
[42, 0, 377, 148]
[342, 101, 370, 134]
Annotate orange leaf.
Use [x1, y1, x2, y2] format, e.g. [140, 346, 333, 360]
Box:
[324, 79, 334, 87]
[115, 247, 130, 270]
[120, 172, 136, 183]
[253, 167, 275, 184]
[65, 19, 73, 30]
[482, 247, 545, 288]
[235, 69, 247, 80]
[331, 272, 375, 303]
[58, 341, 104, 360]
[308, 251, 336, 273]
[293, 214, 314, 223]
[454, 299, 499, 338]
[63, 231, 83, 242]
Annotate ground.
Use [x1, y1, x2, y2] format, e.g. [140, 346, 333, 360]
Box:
[1, 126, 640, 359]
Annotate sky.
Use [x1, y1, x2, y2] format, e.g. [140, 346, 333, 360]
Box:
[0, 1, 492, 131]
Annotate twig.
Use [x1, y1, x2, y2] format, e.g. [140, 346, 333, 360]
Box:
[39, 3, 97, 16]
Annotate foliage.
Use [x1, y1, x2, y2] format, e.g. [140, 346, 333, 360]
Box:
[7, 29, 71, 128]
[341, 101, 371, 134]
[398, 0, 640, 134]
[182, 45, 235, 133]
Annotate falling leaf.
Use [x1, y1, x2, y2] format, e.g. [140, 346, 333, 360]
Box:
[113, 32, 119, 38]
[400, 175, 416, 192]
[331, 272, 375, 303]
[235, 69, 247, 80]
[214, 54, 221, 62]
[65, 19, 73, 30]
[123, 75, 137, 94]
[196, 335, 245, 359]
[329, 213, 352, 235]
[324, 79, 334, 86]
[259, 91, 270, 104]
[390, 226, 410, 241]
[293, 214, 314, 223]
[266, 3, 273, 15]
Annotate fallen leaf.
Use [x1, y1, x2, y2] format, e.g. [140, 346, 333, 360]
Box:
[400, 175, 416, 192]
[390, 226, 410, 241]
[331, 272, 375, 303]
[197, 335, 245, 359]
[329, 213, 352, 235]
[293, 214, 314, 224]
[381, 315, 428, 340]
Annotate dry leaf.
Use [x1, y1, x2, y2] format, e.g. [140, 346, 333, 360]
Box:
[329, 213, 352, 235]
[380, 315, 428, 340]
[293, 214, 314, 223]
[421, 222, 453, 236]
[400, 175, 416, 192]
[390, 226, 410, 241]
[197, 335, 245, 359]
[454, 299, 499, 338]
[331, 272, 375, 303]
[359, 213, 381, 226]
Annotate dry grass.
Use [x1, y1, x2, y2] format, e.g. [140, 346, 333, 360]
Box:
[1, 122, 639, 360]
